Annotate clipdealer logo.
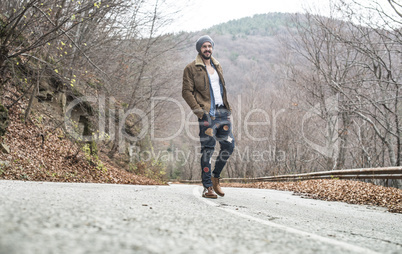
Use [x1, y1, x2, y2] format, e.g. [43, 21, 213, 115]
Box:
[63, 95, 287, 153]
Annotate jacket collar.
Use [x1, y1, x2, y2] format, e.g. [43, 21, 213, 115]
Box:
[195, 54, 220, 67]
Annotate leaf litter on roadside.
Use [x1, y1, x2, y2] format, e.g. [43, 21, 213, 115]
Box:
[222, 180, 402, 214]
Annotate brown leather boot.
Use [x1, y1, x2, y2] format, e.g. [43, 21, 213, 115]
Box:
[202, 187, 217, 199]
[212, 177, 225, 197]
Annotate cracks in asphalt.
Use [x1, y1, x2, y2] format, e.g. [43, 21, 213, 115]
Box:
[217, 202, 281, 221]
[217, 202, 246, 211]
[345, 231, 402, 247]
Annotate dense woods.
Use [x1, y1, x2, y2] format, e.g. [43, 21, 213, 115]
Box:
[0, 1, 401, 187]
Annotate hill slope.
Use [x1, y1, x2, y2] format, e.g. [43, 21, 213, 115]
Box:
[0, 83, 160, 185]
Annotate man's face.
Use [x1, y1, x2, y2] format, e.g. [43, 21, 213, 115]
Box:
[200, 42, 213, 60]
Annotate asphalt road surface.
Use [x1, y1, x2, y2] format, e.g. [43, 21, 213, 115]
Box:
[0, 180, 401, 254]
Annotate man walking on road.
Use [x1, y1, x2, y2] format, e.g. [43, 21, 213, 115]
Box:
[182, 35, 235, 199]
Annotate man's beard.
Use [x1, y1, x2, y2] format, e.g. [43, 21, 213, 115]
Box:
[201, 51, 211, 60]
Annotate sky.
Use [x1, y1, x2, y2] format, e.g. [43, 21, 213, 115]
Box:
[164, 0, 331, 33]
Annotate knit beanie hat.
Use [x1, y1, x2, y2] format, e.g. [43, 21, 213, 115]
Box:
[196, 35, 214, 53]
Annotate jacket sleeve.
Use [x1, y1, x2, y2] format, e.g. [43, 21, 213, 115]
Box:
[182, 66, 204, 119]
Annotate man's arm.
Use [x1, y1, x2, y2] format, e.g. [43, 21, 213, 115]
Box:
[182, 66, 204, 119]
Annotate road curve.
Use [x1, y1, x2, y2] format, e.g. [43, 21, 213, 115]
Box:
[0, 180, 401, 254]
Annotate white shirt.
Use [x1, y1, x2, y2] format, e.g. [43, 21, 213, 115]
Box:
[209, 70, 223, 106]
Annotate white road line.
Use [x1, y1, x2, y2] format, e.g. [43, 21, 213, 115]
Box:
[192, 186, 379, 254]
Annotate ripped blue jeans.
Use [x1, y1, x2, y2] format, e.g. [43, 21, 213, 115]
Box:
[198, 107, 235, 188]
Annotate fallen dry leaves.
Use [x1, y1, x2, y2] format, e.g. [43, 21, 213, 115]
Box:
[222, 180, 402, 213]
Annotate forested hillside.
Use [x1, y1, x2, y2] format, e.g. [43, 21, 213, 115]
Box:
[208, 12, 296, 36]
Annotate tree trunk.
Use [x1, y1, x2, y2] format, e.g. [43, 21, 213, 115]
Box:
[24, 72, 40, 123]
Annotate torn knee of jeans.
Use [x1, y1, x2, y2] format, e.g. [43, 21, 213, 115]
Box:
[205, 128, 213, 136]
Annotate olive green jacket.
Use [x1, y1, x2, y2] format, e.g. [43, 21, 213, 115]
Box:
[182, 54, 231, 119]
